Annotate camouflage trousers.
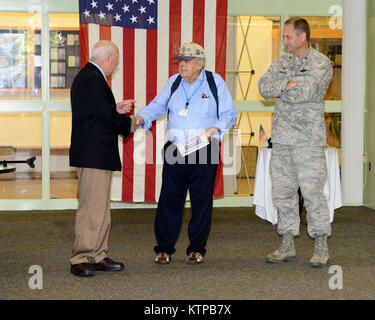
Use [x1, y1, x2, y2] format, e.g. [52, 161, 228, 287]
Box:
[270, 143, 331, 238]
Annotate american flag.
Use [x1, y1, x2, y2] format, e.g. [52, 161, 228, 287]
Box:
[78, 0, 229, 202]
[79, 0, 157, 29]
[259, 124, 266, 143]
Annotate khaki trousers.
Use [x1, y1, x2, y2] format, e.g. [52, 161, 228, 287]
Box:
[70, 168, 112, 265]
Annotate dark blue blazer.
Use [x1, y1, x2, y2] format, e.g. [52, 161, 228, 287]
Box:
[69, 62, 131, 171]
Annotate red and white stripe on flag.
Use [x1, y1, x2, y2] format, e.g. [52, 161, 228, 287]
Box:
[79, 0, 228, 202]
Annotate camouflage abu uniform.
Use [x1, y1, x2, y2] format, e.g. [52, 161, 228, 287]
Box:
[258, 46, 333, 238]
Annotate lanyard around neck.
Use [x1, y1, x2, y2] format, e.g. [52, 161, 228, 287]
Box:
[181, 79, 203, 109]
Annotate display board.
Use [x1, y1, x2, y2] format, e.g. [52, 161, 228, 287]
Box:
[49, 30, 80, 89]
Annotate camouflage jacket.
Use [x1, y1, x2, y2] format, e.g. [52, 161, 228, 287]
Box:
[258, 46, 333, 146]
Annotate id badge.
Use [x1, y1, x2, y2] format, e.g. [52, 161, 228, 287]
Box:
[178, 108, 188, 117]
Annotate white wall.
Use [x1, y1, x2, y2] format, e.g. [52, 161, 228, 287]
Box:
[341, 0, 366, 205]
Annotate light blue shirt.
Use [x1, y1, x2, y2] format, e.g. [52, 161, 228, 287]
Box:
[89, 61, 107, 81]
[136, 69, 238, 144]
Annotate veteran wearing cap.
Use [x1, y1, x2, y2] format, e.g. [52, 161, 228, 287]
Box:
[134, 42, 237, 265]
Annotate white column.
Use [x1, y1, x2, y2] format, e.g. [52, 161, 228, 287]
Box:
[341, 0, 366, 205]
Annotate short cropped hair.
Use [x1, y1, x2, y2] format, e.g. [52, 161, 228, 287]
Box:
[90, 40, 119, 63]
[285, 17, 310, 42]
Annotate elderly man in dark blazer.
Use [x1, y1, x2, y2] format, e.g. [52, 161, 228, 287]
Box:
[69, 40, 135, 277]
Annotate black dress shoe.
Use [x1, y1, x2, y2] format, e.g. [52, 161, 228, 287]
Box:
[92, 258, 125, 272]
[70, 263, 95, 277]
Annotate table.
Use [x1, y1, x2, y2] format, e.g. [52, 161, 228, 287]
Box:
[253, 147, 342, 225]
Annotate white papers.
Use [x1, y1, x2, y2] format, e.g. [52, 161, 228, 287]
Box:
[176, 135, 209, 157]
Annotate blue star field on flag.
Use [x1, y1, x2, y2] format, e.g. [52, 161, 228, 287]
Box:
[79, 0, 157, 29]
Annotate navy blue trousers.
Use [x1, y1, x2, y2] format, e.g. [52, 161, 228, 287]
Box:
[154, 141, 219, 256]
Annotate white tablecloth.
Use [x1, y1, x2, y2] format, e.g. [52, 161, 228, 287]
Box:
[253, 147, 342, 225]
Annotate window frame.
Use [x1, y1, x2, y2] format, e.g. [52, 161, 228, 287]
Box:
[0, 0, 343, 210]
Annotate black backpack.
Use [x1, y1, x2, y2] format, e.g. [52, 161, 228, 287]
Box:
[168, 70, 219, 119]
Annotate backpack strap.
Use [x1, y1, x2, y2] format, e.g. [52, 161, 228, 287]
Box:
[167, 75, 182, 119]
[168, 70, 219, 119]
[170, 74, 182, 97]
[205, 70, 219, 119]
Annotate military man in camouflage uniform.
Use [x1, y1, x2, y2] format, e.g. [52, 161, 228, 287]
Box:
[258, 17, 333, 267]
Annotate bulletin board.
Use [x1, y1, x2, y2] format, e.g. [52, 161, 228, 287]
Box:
[49, 30, 80, 90]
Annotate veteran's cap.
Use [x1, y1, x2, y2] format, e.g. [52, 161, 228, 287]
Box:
[173, 42, 205, 60]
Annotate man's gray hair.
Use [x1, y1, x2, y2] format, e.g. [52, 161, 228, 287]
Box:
[90, 40, 119, 63]
[197, 57, 206, 68]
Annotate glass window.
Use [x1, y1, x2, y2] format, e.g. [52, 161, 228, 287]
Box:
[49, 13, 80, 100]
[302, 16, 342, 100]
[0, 113, 42, 199]
[226, 16, 280, 101]
[225, 16, 343, 196]
[302, 17, 342, 163]
[50, 112, 77, 199]
[225, 16, 280, 196]
[325, 111, 341, 162]
[224, 112, 272, 196]
[0, 12, 42, 100]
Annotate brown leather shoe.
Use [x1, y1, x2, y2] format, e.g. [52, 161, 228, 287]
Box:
[70, 263, 95, 277]
[92, 258, 124, 272]
[155, 252, 171, 264]
[187, 252, 204, 264]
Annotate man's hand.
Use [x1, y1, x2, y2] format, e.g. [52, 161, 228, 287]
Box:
[286, 81, 299, 90]
[133, 115, 144, 126]
[130, 115, 144, 132]
[117, 99, 135, 114]
[130, 116, 139, 132]
[201, 126, 219, 141]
